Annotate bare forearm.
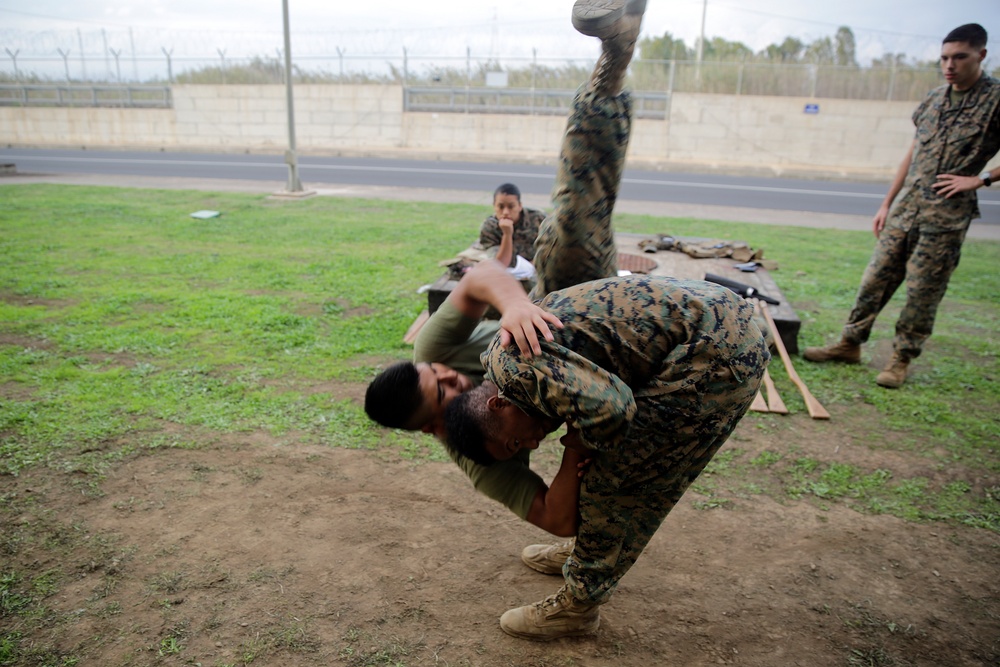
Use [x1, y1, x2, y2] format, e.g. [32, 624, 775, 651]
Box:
[448, 259, 531, 319]
[525, 447, 585, 536]
[882, 141, 914, 208]
[495, 230, 514, 267]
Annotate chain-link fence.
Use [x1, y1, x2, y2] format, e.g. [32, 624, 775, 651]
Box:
[1, 44, 957, 100]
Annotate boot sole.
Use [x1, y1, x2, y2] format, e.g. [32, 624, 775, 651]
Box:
[875, 376, 905, 388]
[500, 620, 600, 641]
[572, 0, 647, 36]
[802, 355, 861, 364]
[521, 559, 564, 575]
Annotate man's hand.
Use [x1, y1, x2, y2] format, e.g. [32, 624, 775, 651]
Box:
[499, 217, 515, 236]
[560, 426, 594, 477]
[933, 173, 984, 199]
[498, 302, 563, 358]
[872, 204, 890, 238]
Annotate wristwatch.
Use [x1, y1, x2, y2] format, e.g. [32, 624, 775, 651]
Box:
[980, 171, 993, 187]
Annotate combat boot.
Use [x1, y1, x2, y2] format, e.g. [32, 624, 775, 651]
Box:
[500, 585, 601, 641]
[521, 538, 575, 575]
[802, 339, 861, 364]
[573, 0, 647, 97]
[876, 355, 910, 388]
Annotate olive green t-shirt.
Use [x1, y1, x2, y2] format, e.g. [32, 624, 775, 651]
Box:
[412, 299, 544, 519]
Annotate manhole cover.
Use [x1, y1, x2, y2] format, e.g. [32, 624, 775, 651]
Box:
[618, 252, 658, 274]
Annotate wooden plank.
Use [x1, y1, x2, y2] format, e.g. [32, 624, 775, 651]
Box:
[403, 309, 430, 345]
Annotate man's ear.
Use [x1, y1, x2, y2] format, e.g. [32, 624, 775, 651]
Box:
[485, 394, 509, 412]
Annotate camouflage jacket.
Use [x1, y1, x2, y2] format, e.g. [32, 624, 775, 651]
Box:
[894, 75, 1000, 232]
[481, 275, 764, 452]
[477, 207, 547, 267]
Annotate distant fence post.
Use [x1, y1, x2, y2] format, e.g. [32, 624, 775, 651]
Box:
[77, 29, 88, 81]
[110, 48, 122, 84]
[217, 49, 227, 85]
[57, 48, 71, 83]
[5, 48, 19, 81]
[887, 60, 896, 101]
[530, 47, 537, 115]
[162, 47, 173, 84]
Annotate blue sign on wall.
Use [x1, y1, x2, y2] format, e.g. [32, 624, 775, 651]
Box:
[804, 103, 820, 114]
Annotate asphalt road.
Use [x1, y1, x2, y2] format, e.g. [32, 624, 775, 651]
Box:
[3, 148, 999, 239]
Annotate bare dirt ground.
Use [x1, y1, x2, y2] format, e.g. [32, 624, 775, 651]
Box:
[2, 380, 998, 667]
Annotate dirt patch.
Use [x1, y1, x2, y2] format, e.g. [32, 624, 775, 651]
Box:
[1, 392, 997, 667]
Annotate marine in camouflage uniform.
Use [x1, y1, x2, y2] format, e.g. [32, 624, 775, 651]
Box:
[805, 24, 1000, 388]
[478, 206, 547, 267]
[479, 275, 770, 605]
[842, 74, 1000, 359]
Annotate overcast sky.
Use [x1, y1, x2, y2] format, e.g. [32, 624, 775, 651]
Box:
[1, 0, 998, 70]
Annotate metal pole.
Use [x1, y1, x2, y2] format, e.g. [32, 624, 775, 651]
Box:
[58, 48, 71, 82]
[530, 47, 536, 115]
[129, 28, 138, 82]
[5, 48, 19, 81]
[102, 28, 111, 81]
[282, 0, 304, 193]
[336, 46, 345, 79]
[696, 0, 706, 88]
[218, 48, 227, 85]
[110, 48, 122, 84]
[887, 59, 896, 101]
[162, 48, 173, 84]
[77, 29, 88, 81]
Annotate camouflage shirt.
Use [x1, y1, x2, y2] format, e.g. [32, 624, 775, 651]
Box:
[482, 275, 765, 451]
[894, 74, 1000, 232]
[477, 207, 547, 267]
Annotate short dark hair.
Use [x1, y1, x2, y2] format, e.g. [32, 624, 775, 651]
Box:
[493, 183, 522, 202]
[365, 361, 424, 429]
[443, 386, 497, 466]
[944, 24, 987, 49]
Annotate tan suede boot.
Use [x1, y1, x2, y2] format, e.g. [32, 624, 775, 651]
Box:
[876, 355, 910, 388]
[802, 339, 861, 364]
[521, 538, 575, 575]
[500, 585, 601, 641]
[573, 0, 647, 97]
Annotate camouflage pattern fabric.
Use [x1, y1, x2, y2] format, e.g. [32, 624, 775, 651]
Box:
[902, 75, 1000, 233]
[839, 75, 999, 359]
[478, 207, 548, 267]
[482, 275, 770, 603]
[530, 86, 631, 300]
[841, 223, 968, 361]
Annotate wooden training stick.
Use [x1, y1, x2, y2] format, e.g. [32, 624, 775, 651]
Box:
[762, 368, 789, 414]
[750, 389, 769, 413]
[758, 300, 830, 420]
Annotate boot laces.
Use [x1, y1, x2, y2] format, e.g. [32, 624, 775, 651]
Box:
[535, 586, 571, 612]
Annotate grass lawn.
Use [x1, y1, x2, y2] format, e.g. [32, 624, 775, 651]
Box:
[1, 183, 998, 517]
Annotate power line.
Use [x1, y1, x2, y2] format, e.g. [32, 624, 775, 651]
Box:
[707, 1, 940, 41]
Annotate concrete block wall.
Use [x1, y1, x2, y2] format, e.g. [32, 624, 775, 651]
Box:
[665, 94, 917, 176]
[2, 84, 997, 179]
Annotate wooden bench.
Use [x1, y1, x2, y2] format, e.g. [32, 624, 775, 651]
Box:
[408, 233, 800, 354]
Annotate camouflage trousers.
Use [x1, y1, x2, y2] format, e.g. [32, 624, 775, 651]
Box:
[564, 307, 769, 604]
[530, 86, 631, 300]
[841, 219, 968, 361]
